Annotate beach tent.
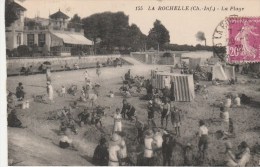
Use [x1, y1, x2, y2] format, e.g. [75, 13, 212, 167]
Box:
[212, 63, 228, 80]
[189, 58, 201, 70]
[151, 71, 195, 101]
[224, 66, 235, 80]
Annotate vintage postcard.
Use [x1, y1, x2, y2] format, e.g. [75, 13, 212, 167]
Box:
[2, 0, 260, 166]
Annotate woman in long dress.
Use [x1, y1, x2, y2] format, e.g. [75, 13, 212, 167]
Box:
[47, 81, 54, 102]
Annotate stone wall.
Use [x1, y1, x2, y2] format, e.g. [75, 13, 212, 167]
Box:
[7, 55, 121, 75]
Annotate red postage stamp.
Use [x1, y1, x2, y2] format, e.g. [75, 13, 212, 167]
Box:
[227, 17, 260, 63]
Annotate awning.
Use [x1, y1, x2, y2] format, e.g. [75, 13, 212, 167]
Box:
[51, 31, 93, 45]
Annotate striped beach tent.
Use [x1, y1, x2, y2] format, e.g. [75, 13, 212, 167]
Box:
[151, 71, 195, 101]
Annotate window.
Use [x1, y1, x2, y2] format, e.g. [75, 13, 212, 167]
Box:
[17, 33, 21, 46]
[38, 34, 46, 47]
[27, 34, 34, 46]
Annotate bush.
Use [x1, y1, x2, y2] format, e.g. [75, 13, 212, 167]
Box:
[17, 45, 30, 57]
[11, 48, 18, 57]
[6, 49, 11, 57]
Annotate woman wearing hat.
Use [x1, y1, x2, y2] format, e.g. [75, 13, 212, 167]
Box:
[224, 141, 238, 167]
[108, 133, 122, 166]
[46, 81, 54, 102]
[143, 129, 155, 166]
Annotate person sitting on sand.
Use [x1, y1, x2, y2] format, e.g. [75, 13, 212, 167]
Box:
[224, 95, 232, 108]
[183, 143, 195, 166]
[78, 109, 91, 126]
[121, 99, 136, 121]
[236, 141, 251, 167]
[8, 109, 25, 128]
[224, 141, 238, 167]
[16, 82, 25, 101]
[233, 94, 241, 107]
[59, 134, 73, 149]
[7, 92, 16, 111]
[93, 137, 109, 166]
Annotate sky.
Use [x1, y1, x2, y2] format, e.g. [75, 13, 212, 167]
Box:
[15, 0, 260, 46]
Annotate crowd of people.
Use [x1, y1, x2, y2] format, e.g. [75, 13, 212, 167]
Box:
[7, 62, 254, 166]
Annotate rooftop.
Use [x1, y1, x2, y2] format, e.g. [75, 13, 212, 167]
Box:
[49, 9, 69, 20]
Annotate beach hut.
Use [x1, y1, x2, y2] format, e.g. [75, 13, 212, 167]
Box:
[151, 70, 195, 101]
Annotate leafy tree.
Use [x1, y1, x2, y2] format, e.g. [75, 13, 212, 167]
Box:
[68, 14, 82, 31]
[147, 20, 170, 50]
[82, 12, 146, 53]
[5, 0, 19, 27]
[126, 24, 146, 51]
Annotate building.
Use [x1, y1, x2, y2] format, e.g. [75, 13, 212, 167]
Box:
[6, 1, 93, 56]
[5, 0, 26, 50]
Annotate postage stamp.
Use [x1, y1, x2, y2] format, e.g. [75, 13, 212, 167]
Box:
[227, 17, 260, 63]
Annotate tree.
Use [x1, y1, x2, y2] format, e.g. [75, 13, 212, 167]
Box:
[82, 12, 146, 54]
[68, 14, 82, 31]
[5, 1, 19, 27]
[147, 20, 170, 50]
[195, 31, 207, 46]
[126, 24, 146, 51]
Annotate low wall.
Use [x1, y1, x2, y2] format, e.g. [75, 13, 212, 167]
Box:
[7, 55, 121, 68]
[7, 55, 121, 75]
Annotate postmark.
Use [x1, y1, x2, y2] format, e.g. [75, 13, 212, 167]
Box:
[227, 17, 260, 63]
[212, 15, 238, 62]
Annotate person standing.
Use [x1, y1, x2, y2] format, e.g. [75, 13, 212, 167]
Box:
[113, 108, 122, 133]
[162, 134, 173, 166]
[118, 132, 131, 166]
[163, 76, 171, 89]
[46, 68, 51, 82]
[161, 98, 170, 129]
[93, 137, 109, 166]
[84, 70, 89, 82]
[47, 81, 54, 103]
[143, 129, 155, 166]
[147, 100, 156, 128]
[108, 133, 122, 166]
[233, 94, 241, 107]
[170, 104, 181, 137]
[198, 120, 209, 161]
[16, 82, 25, 101]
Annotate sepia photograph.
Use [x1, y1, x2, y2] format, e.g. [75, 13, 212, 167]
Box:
[3, 0, 260, 166]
